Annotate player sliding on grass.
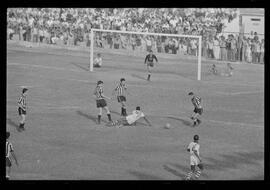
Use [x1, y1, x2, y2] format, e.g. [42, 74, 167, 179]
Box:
[18, 88, 28, 131]
[109, 106, 152, 127]
[188, 92, 203, 127]
[144, 50, 158, 81]
[209, 64, 218, 75]
[185, 135, 204, 180]
[93, 80, 112, 124]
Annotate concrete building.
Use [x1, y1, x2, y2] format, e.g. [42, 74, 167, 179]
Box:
[222, 8, 264, 39]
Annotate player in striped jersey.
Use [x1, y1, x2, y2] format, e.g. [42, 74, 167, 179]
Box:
[144, 50, 158, 81]
[188, 92, 203, 127]
[93, 80, 112, 124]
[185, 135, 204, 180]
[112, 78, 128, 116]
[6, 131, 19, 180]
[18, 88, 28, 131]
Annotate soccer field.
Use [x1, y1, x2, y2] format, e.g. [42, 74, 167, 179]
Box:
[6, 42, 264, 180]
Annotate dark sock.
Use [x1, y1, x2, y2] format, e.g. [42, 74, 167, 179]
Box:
[107, 114, 112, 121]
[122, 108, 127, 116]
[97, 115, 101, 124]
[121, 107, 124, 116]
[147, 74, 151, 81]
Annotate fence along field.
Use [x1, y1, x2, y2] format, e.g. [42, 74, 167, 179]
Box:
[6, 42, 264, 180]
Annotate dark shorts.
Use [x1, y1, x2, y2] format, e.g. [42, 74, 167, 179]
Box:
[96, 99, 107, 108]
[94, 64, 101, 68]
[117, 96, 126, 103]
[6, 157, 11, 167]
[194, 108, 203, 115]
[147, 62, 154, 67]
[18, 107, 26, 115]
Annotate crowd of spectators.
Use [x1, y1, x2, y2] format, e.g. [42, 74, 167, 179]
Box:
[7, 8, 264, 63]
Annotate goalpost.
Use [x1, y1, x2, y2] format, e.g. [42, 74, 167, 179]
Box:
[90, 29, 202, 80]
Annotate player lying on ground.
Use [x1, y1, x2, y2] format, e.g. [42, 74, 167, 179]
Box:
[109, 106, 152, 127]
[209, 64, 218, 75]
[6, 131, 19, 180]
[221, 62, 234, 77]
[188, 92, 203, 127]
[225, 62, 233, 76]
[185, 135, 204, 180]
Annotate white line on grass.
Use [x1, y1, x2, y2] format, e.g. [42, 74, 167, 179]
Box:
[158, 114, 263, 129]
[7, 103, 82, 110]
[215, 91, 264, 96]
[8, 62, 86, 73]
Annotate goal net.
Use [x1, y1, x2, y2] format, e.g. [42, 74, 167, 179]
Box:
[90, 29, 202, 80]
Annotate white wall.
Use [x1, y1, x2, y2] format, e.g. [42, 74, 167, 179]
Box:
[242, 15, 264, 37]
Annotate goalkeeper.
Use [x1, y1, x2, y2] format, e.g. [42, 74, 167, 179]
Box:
[144, 50, 158, 81]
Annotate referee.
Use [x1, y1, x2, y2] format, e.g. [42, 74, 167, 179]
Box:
[144, 50, 158, 81]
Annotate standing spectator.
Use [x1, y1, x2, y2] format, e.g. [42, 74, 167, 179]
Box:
[251, 39, 256, 63]
[19, 24, 24, 41]
[207, 38, 214, 59]
[246, 39, 252, 63]
[202, 37, 208, 58]
[213, 36, 220, 60]
[254, 37, 260, 63]
[219, 35, 227, 61]
[130, 35, 135, 51]
[242, 36, 248, 62]
[230, 35, 237, 62]
[236, 35, 243, 61]
[259, 39, 264, 64]
[226, 35, 232, 61]
[32, 24, 39, 43]
[113, 35, 121, 49]
[145, 37, 152, 52]
[190, 38, 197, 56]
[107, 33, 113, 49]
[39, 26, 44, 43]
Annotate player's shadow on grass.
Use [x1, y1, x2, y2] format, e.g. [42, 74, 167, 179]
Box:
[131, 73, 147, 81]
[203, 151, 264, 172]
[76, 110, 107, 123]
[110, 110, 121, 116]
[169, 163, 209, 179]
[7, 118, 20, 132]
[166, 116, 191, 127]
[70, 62, 89, 72]
[128, 170, 164, 180]
[163, 164, 186, 179]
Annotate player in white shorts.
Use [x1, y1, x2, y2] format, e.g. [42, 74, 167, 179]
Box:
[185, 135, 204, 180]
[109, 106, 151, 127]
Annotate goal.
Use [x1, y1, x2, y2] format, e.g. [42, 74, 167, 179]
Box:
[90, 29, 202, 80]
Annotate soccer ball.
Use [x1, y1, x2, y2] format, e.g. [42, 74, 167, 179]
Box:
[164, 123, 171, 129]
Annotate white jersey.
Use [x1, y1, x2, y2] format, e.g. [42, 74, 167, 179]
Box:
[187, 141, 200, 166]
[94, 57, 102, 66]
[126, 110, 145, 124]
